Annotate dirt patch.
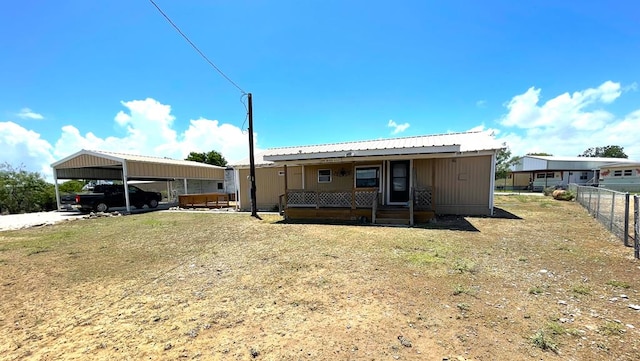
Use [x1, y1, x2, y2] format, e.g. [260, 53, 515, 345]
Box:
[0, 195, 639, 360]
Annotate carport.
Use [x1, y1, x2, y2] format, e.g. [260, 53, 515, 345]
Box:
[51, 149, 226, 212]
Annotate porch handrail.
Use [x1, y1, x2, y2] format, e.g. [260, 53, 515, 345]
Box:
[372, 192, 378, 224]
[409, 187, 415, 226]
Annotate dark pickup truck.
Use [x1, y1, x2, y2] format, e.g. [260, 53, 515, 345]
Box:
[75, 184, 162, 212]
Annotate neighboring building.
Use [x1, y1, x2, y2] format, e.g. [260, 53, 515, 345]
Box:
[232, 131, 504, 224]
[509, 155, 636, 192]
[496, 172, 531, 191]
[598, 162, 640, 192]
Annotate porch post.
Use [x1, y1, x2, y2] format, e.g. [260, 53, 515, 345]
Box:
[351, 187, 356, 209]
[283, 164, 288, 208]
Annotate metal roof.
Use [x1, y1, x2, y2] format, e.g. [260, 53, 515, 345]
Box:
[252, 131, 503, 164]
[511, 155, 638, 172]
[51, 149, 225, 180]
[52, 149, 225, 169]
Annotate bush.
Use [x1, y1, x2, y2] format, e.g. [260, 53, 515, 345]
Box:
[552, 190, 575, 201]
[0, 163, 56, 214]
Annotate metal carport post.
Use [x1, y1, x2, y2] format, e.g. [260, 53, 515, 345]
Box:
[122, 160, 131, 213]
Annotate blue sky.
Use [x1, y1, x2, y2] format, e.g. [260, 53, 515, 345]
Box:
[2, 0, 640, 179]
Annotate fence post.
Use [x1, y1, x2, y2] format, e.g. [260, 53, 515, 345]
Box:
[596, 190, 601, 219]
[588, 188, 592, 214]
[610, 193, 615, 232]
[635, 196, 639, 259]
[624, 193, 630, 247]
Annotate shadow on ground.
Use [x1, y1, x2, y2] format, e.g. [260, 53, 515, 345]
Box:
[274, 207, 521, 232]
[488, 207, 522, 220]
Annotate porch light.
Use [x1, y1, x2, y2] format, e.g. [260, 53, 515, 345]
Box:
[338, 167, 351, 177]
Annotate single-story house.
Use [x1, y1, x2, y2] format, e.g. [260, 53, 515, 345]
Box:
[232, 131, 504, 224]
[598, 162, 640, 192]
[509, 155, 637, 192]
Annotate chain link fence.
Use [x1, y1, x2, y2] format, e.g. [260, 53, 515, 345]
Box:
[571, 184, 639, 258]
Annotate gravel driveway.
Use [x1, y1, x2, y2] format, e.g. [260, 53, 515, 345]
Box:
[0, 211, 89, 231]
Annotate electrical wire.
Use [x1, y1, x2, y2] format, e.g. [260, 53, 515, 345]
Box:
[148, 0, 246, 95]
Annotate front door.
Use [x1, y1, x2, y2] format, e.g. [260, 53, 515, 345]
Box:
[389, 160, 410, 203]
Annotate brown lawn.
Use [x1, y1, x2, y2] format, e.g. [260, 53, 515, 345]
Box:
[0, 195, 639, 360]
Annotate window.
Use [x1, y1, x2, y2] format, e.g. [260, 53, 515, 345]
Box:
[579, 172, 588, 180]
[624, 169, 633, 176]
[217, 182, 224, 190]
[614, 170, 623, 177]
[536, 173, 546, 179]
[546, 172, 555, 178]
[355, 167, 380, 188]
[318, 169, 332, 183]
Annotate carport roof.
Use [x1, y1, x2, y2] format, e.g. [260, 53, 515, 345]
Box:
[52, 149, 225, 181]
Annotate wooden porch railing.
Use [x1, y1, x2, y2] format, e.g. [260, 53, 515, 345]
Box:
[285, 188, 379, 208]
[413, 187, 433, 210]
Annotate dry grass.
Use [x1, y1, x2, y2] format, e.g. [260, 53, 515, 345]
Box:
[0, 195, 639, 360]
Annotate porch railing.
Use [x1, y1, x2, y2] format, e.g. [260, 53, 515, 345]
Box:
[413, 187, 433, 210]
[282, 187, 433, 210]
[286, 188, 379, 208]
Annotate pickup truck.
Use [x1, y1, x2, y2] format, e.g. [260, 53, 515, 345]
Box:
[75, 184, 162, 212]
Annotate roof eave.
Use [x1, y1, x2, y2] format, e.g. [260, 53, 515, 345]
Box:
[264, 145, 462, 162]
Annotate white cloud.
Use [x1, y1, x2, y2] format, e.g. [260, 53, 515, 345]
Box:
[497, 81, 640, 160]
[17, 108, 44, 120]
[2, 98, 255, 182]
[476, 100, 487, 108]
[0, 121, 54, 176]
[387, 119, 410, 134]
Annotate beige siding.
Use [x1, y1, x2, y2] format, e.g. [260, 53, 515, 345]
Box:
[127, 161, 224, 180]
[238, 166, 302, 211]
[55, 154, 224, 180]
[413, 159, 434, 189]
[433, 155, 492, 215]
[302, 162, 382, 191]
[303, 164, 353, 191]
[56, 154, 120, 168]
[243, 157, 493, 215]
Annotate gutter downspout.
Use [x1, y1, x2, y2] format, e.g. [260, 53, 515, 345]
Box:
[489, 151, 497, 215]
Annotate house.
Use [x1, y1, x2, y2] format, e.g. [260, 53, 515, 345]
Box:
[598, 162, 640, 192]
[232, 131, 504, 224]
[509, 155, 637, 192]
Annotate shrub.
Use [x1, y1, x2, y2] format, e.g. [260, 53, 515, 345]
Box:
[543, 187, 555, 196]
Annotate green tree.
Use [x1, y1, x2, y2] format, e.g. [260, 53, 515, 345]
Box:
[495, 147, 514, 180]
[185, 150, 228, 167]
[58, 180, 86, 194]
[0, 163, 56, 214]
[527, 152, 553, 156]
[579, 145, 628, 158]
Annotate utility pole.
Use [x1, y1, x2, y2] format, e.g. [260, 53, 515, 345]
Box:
[247, 93, 259, 218]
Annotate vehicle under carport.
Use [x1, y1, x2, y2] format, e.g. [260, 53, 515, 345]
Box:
[51, 149, 226, 213]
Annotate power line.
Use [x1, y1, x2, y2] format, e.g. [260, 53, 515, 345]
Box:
[148, 0, 246, 94]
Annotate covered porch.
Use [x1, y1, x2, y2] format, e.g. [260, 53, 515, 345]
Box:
[279, 184, 435, 225]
